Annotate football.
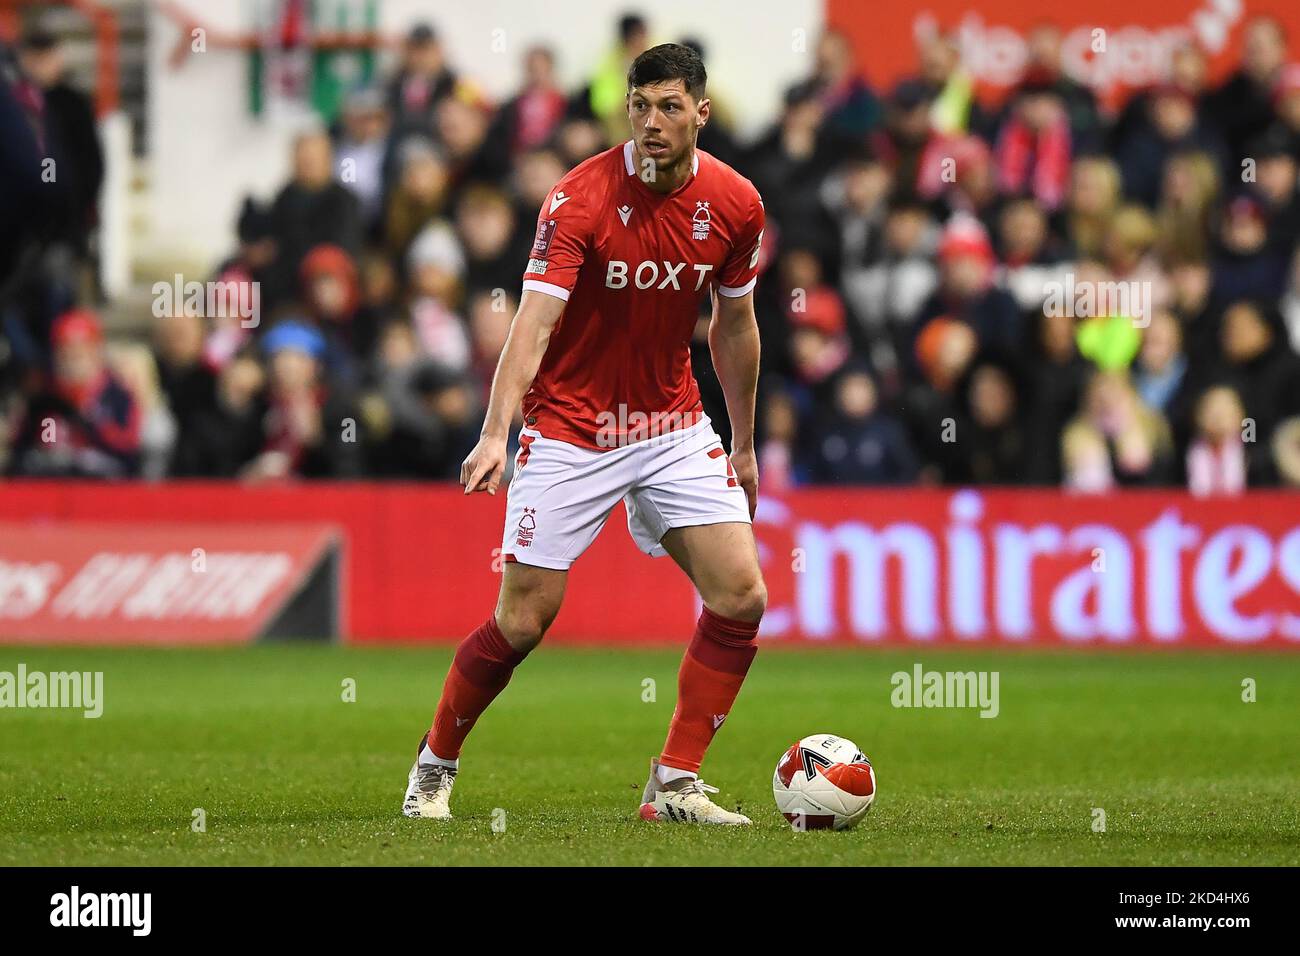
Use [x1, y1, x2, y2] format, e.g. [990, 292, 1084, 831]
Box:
[773, 733, 877, 831]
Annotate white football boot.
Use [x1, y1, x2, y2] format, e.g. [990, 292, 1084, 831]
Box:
[638, 758, 752, 825]
[402, 736, 456, 820]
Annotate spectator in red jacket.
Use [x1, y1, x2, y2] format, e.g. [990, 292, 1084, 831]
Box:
[7, 309, 140, 478]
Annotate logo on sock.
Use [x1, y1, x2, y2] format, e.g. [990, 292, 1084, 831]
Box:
[455, 716, 472, 727]
[711, 714, 727, 729]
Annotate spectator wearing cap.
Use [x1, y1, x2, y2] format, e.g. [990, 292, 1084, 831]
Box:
[300, 243, 363, 386]
[242, 320, 362, 481]
[7, 309, 140, 479]
[387, 23, 459, 138]
[779, 251, 852, 424]
[1212, 194, 1289, 307]
[1206, 16, 1289, 162]
[913, 216, 1021, 359]
[199, 197, 275, 368]
[903, 316, 978, 482]
[994, 70, 1074, 211]
[407, 221, 471, 372]
[807, 362, 918, 485]
[786, 279, 851, 395]
[334, 87, 391, 233]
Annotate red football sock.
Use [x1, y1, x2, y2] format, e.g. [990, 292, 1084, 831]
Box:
[659, 606, 759, 774]
[428, 617, 528, 760]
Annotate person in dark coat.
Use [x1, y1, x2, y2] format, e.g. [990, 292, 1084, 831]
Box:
[264, 130, 363, 314]
[807, 362, 918, 485]
[16, 30, 103, 255]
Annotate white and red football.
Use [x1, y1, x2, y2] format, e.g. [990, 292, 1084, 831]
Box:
[773, 733, 876, 831]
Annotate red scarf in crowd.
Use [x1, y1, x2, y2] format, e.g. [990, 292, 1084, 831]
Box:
[995, 113, 1071, 210]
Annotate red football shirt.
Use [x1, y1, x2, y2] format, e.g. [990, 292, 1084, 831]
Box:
[520, 140, 765, 449]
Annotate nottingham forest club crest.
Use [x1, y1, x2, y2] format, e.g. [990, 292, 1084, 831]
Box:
[692, 201, 711, 240]
[515, 508, 537, 548]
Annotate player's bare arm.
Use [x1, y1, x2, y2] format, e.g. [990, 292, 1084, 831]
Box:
[460, 290, 566, 496]
[710, 288, 761, 518]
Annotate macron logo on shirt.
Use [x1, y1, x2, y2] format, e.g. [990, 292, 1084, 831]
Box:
[549, 191, 571, 213]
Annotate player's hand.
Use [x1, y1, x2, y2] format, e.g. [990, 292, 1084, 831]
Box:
[460, 434, 508, 496]
[730, 445, 759, 520]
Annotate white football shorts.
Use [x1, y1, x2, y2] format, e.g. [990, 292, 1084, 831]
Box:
[501, 415, 751, 570]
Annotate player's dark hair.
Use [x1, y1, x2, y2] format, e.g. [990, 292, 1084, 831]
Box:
[627, 43, 707, 101]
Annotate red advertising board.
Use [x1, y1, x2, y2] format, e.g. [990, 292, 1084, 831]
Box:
[0, 522, 339, 643]
[828, 0, 1300, 110]
[0, 483, 1297, 648]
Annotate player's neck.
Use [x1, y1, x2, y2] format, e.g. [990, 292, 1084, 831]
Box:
[636, 143, 696, 195]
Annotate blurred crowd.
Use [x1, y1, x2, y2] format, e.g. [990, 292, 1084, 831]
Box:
[3, 13, 1300, 493]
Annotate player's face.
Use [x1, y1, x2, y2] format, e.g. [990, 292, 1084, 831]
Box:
[628, 81, 709, 171]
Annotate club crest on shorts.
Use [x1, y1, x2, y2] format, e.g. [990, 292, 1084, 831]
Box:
[515, 507, 537, 548]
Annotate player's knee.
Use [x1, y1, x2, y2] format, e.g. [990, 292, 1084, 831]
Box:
[495, 605, 553, 652]
[712, 578, 767, 624]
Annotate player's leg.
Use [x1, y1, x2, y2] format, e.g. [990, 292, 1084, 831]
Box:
[649, 522, 765, 799]
[405, 425, 624, 819]
[404, 563, 566, 819]
[624, 425, 764, 824]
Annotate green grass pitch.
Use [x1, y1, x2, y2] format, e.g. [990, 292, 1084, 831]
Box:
[0, 644, 1297, 866]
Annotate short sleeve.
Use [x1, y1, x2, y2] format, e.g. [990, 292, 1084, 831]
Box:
[716, 193, 765, 298]
[521, 188, 589, 302]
